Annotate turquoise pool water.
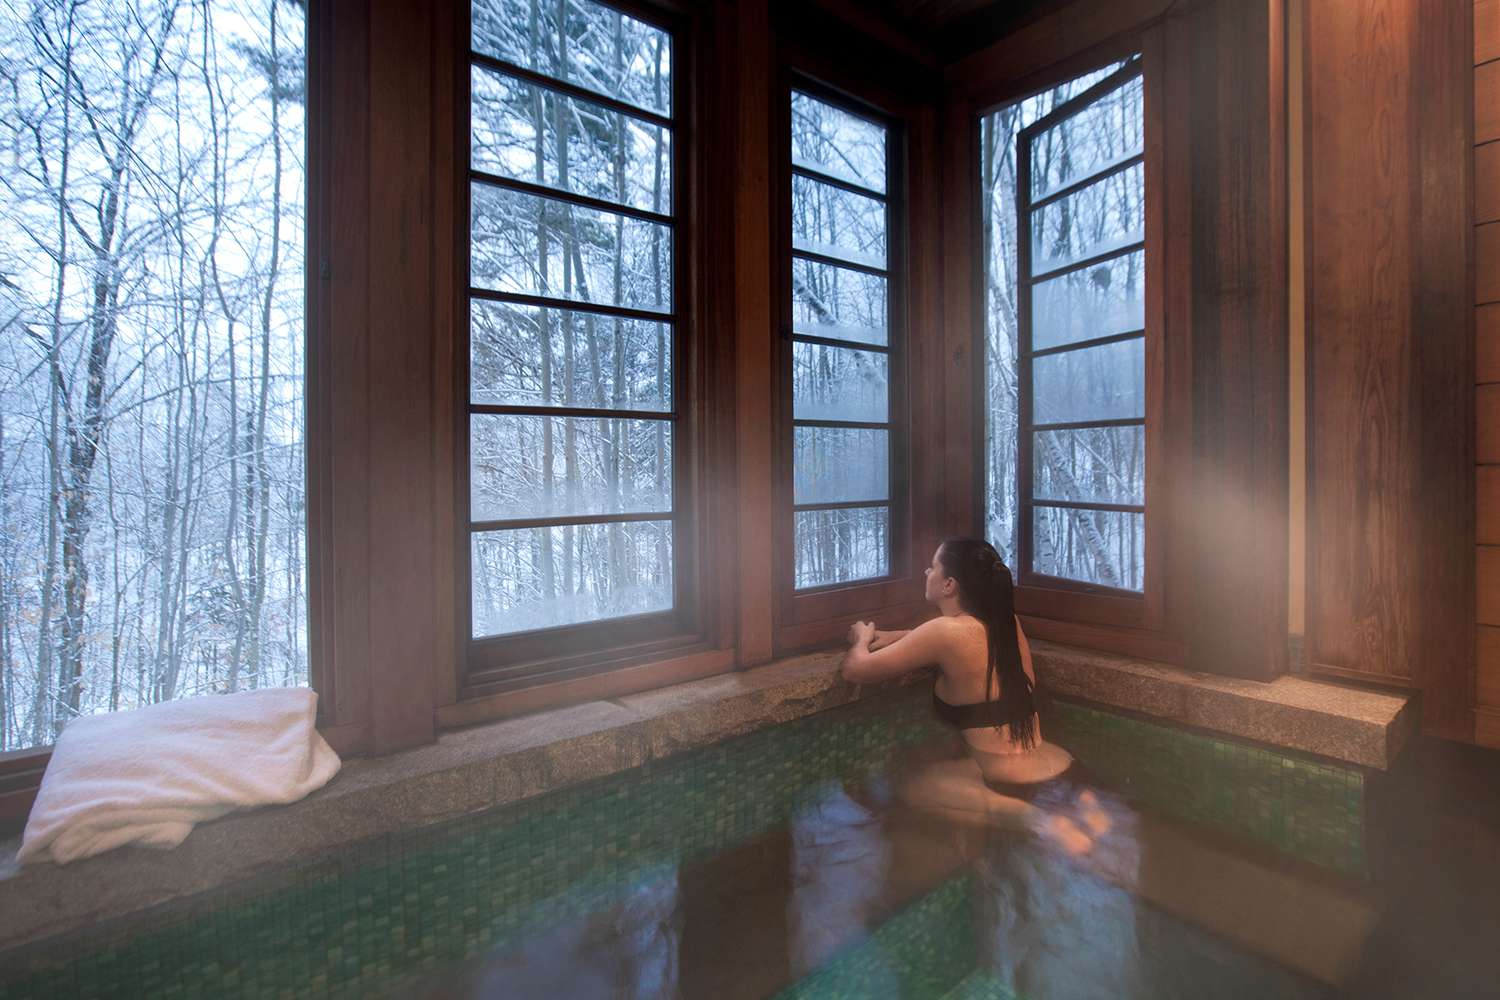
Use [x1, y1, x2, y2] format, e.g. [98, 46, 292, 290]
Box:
[2, 688, 1476, 999]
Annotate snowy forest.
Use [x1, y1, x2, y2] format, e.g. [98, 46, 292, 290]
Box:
[789, 91, 892, 590]
[0, 0, 306, 751]
[0, 0, 1152, 749]
[981, 61, 1147, 592]
[467, 0, 678, 638]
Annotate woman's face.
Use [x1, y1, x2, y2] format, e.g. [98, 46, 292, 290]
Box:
[923, 546, 955, 604]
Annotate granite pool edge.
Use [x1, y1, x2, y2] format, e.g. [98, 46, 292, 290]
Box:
[0, 642, 1413, 952]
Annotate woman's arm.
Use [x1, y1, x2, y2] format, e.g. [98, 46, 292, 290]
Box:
[870, 628, 909, 651]
[841, 618, 950, 684]
[1016, 616, 1034, 680]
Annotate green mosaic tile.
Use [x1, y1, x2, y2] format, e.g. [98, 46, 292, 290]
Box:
[939, 970, 1024, 1000]
[774, 875, 976, 1000]
[0, 690, 1367, 999]
[1045, 700, 1367, 876]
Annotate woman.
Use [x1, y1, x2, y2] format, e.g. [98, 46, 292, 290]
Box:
[841, 538, 1107, 855]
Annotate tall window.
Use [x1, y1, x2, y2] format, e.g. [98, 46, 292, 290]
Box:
[466, 1, 678, 644]
[787, 89, 896, 590]
[0, 1, 307, 750]
[983, 58, 1146, 593]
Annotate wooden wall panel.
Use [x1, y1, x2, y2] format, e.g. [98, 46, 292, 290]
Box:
[1478, 141, 1500, 222]
[1478, 223, 1500, 303]
[1480, 0, 1500, 63]
[1477, 708, 1500, 747]
[1480, 546, 1500, 625]
[1479, 304, 1500, 381]
[1479, 59, 1500, 143]
[1477, 624, 1500, 706]
[1480, 385, 1500, 463]
[1305, 0, 1473, 735]
[1479, 467, 1500, 544]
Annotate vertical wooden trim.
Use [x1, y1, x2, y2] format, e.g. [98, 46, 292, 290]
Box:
[1412, 0, 1474, 738]
[731, 0, 776, 665]
[317, 0, 374, 744]
[1188, 0, 1289, 681]
[943, 99, 980, 541]
[362, 0, 438, 751]
[430, 0, 460, 713]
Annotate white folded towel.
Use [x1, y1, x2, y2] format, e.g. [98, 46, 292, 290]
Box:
[18, 687, 341, 866]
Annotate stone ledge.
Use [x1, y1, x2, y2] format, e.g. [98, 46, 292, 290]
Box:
[0, 640, 1414, 952]
[0, 651, 872, 952]
[1034, 640, 1417, 771]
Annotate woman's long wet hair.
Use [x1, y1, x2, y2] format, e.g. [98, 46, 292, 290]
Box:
[938, 538, 1037, 749]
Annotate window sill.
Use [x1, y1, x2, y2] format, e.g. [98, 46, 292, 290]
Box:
[1032, 639, 1417, 771]
[0, 649, 886, 953]
[0, 639, 1415, 954]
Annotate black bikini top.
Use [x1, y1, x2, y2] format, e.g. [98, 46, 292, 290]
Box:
[932, 683, 1034, 732]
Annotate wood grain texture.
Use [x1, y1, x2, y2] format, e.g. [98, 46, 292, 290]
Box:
[1305, 0, 1473, 734]
[1480, 384, 1500, 462]
[317, 0, 375, 745]
[1478, 222, 1500, 303]
[1481, 547, 1500, 625]
[1479, 467, 1500, 544]
[1479, 59, 1500, 143]
[1188, 0, 1289, 680]
[730, 0, 776, 666]
[1478, 142, 1500, 223]
[1480, 0, 1500, 64]
[1477, 625, 1500, 707]
[944, 0, 1172, 102]
[1477, 707, 1500, 747]
[364, 0, 438, 752]
[1479, 304, 1500, 381]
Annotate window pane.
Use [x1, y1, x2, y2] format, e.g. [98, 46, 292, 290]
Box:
[471, 183, 672, 312]
[981, 62, 1139, 568]
[791, 92, 886, 193]
[795, 507, 890, 589]
[0, 2, 308, 749]
[1032, 249, 1145, 352]
[1030, 74, 1143, 200]
[1032, 338, 1144, 425]
[470, 300, 671, 410]
[794, 427, 889, 505]
[792, 258, 887, 346]
[471, 520, 673, 637]
[471, 65, 672, 214]
[793, 343, 888, 423]
[1032, 507, 1143, 591]
[471, 415, 672, 522]
[791, 175, 887, 270]
[472, 0, 672, 117]
[1033, 426, 1145, 505]
[1030, 161, 1144, 275]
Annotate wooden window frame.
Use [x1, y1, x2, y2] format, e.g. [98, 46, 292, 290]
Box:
[951, 19, 1186, 663]
[766, 17, 947, 656]
[1000, 49, 1167, 632]
[775, 75, 915, 632]
[455, 0, 733, 703]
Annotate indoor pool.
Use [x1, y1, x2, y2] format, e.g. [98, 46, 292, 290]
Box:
[3, 689, 1497, 999]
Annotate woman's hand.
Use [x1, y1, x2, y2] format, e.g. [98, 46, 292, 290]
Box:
[847, 620, 876, 648]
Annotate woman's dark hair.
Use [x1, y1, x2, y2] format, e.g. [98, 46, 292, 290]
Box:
[937, 538, 1036, 749]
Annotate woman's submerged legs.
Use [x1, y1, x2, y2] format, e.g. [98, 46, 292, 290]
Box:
[892, 756, 1102, 856]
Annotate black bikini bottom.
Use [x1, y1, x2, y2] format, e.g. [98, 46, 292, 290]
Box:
[983, 761, 1082, 802]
